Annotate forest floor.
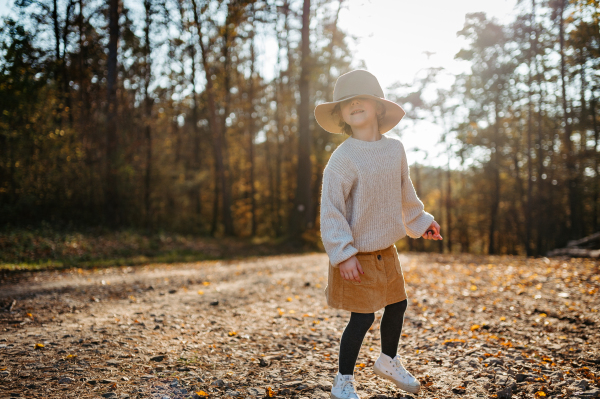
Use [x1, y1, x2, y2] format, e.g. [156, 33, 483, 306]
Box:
[0, 252, 599, 399]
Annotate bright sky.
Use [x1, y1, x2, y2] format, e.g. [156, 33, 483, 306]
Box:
[0, 0, 518, 166]
[333, 0, 518, 167]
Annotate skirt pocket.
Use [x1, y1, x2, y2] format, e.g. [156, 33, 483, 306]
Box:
[350, 254, 377, 286]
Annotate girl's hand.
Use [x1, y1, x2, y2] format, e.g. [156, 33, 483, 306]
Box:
[339, 256, 364, 283]
[423, 221, 443, 240]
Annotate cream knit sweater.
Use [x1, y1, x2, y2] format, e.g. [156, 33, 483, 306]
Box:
[320, 134, 434, 267]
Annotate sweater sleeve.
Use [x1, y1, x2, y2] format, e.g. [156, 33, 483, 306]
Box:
[320, 167, 359, 268]
[399, 142, 435, 238]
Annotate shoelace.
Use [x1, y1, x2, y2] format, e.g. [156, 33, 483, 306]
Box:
[391, 358, 411, 380]
[340, 379, 358, 396]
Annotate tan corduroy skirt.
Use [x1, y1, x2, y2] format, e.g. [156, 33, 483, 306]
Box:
[324, 244, 408, 314]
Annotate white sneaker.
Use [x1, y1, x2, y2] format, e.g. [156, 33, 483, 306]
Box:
[330, 372, 361, 399]
[373, 353, 421, 394]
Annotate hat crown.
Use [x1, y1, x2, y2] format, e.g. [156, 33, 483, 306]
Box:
[333, 70, 385, 102]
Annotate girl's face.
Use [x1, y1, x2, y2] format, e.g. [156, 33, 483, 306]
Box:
[339, 96, 381, 130]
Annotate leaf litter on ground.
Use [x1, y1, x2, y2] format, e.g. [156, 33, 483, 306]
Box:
[0, 253, 598, 398]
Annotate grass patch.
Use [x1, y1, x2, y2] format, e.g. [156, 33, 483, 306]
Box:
[0, 227, 305, 272]
[1, 250, 217, 271]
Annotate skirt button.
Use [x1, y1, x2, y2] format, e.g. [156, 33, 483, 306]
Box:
[377, 254, 382, 260]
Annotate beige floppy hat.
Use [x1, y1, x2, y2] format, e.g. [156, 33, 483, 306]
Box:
[314, 69, 406, 134]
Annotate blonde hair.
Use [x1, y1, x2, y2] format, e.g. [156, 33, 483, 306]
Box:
[330, 99, 386, 136]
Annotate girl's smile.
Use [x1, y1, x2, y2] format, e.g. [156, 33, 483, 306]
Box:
[340, 96, 380, 129]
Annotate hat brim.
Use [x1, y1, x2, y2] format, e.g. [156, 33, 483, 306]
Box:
[314, 95, 406, 134]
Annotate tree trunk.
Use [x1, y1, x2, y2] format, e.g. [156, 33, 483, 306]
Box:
[218, 4, 236, 235]
[445, 153, 452, 253]
[592, 97, 599, 232]
[273, 0, 291, 238]
[579, 48, 587, 154]
[62, 0, 75, 128]
[211, 167, 219, 236]
[535, 12, 546, 255]
[143, 0, 153, 229]
[191, 0, 234, 236]
[291, 0, 312, 238]
[438, 168, 444, 253]
[105, 0, 119, 226]
[488, 103, 501, 255]
[460, 170, 470, 253]
[526, 0, 535, 256]
[272, 84, 283, 238]
[559, 0, 579, 240]
[52, 0, 63, 127]
[190, 38, 202, 219]
[248, 22, 257, 236]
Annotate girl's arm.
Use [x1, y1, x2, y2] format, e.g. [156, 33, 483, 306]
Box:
[320, 167, 358, 268]
[399, 142, 436, 238]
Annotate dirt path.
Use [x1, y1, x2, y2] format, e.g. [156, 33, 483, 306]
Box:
[1, 253, 599, 399]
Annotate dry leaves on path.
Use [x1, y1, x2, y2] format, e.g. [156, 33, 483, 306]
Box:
[0, 253, 599, 398]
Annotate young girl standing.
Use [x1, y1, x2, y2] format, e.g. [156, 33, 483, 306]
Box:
[316, 69, 442, 399]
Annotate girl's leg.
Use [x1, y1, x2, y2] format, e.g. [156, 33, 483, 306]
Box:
[339, 311, 375, 375]
[379, 299, 408, 358]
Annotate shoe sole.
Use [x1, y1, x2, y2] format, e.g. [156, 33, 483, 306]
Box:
[330, 392, 360, 399]
[373, 363, 421, 394]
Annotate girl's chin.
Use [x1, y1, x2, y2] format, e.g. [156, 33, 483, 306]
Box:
[347, 120, 374, 128]
[346, 116, 371, 124]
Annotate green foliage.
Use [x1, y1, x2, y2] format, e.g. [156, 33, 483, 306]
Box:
[1, 0, 598, 257]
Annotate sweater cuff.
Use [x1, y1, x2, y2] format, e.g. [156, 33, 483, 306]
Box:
[331, 246, 359, 268]
[406, 212, 435, 238]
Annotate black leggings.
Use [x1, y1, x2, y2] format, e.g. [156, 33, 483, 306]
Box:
[338, 299, 407, 375]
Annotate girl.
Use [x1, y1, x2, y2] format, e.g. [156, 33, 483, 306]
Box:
[316, 69, 442, 399]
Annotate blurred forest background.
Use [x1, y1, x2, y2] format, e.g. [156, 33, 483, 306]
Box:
[0, 0, 599, 265]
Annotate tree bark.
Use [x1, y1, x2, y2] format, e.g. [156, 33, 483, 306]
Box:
[592, 97, 599, 232]
[535, 12, 546, 255]
[248, 18, 257, 236]
[191, 0, 234, 236]
[62, 0, 75, 127]
[177, 0, 203, 223]
[272, 0, 291, 238]
[446, 153, 452, 253]
[291, 0, 312, 238]
[52, 0, 62, 127]
[526, 0, 535, 256]
[105, 0, 119, 226]
[488, 102, 501, 255]
[559, 0, 579, 239]
[143, 0, 153, 229]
